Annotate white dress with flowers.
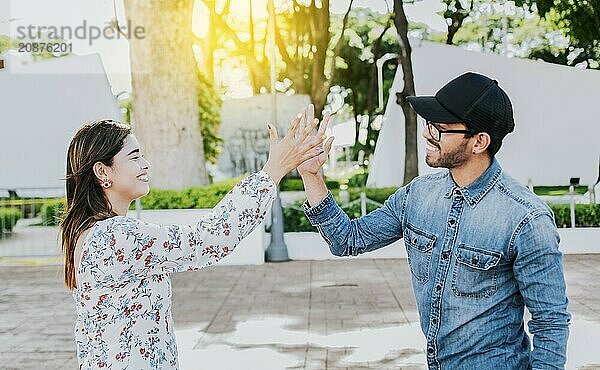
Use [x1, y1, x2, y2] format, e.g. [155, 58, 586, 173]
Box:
[72, 171, 277, 369]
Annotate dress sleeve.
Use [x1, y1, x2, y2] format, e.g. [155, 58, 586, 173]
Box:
[81, 171, 277, 288]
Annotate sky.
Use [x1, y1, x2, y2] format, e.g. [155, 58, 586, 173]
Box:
[1, 0, 447, 95]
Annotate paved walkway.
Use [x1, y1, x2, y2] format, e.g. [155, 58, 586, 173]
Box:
[1, 256, 600, 369]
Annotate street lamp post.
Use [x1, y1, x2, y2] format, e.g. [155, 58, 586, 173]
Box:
[376, 53, 398, 112]
[265, 0, 289, 262]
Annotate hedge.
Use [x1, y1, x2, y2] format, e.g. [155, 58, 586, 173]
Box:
[40, 198, 66, 226]
[0, 208, 21, 232]
[35, 182, 600, 231]
[283, 192, 600, 232]
[142, 177, 342, 210]
[140, 177, 240, 210]
[550, 204, 600, 228]
[347, 172, 369, 188]
[283, 193, 383, 232]
[279, 177, 341, 192]
[279, 178, 306, 192]
[0, 199, 45, 219]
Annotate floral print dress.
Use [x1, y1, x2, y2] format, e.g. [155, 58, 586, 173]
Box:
[72, 171, 276, 369]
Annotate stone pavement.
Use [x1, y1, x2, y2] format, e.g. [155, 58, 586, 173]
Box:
[1, 256, 600, 370]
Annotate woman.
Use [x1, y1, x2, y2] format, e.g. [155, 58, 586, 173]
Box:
[61, 108, 334, 369]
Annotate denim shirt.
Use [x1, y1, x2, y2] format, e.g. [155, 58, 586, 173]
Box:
[304, 158, 570, 370]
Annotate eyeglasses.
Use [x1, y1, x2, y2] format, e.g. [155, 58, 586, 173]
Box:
[424, 121, 473, 142]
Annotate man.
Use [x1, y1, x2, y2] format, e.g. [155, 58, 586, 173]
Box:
[299, 72, 570, 369]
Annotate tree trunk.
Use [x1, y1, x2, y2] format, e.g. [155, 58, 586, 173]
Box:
[444, 1, 469, 45]
[124, 0, 209, 189]
[393, 0, 419, 184]
[205, 3, 217, 83]
[309, 0, 331, 115]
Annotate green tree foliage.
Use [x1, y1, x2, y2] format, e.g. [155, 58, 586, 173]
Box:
[333, 8, 398, 116]
[197, 71, 223, 165]
[198, 0, 354, 114]
[439, 0, 599, 69]
[438, 1, 568, 59]
[331, 8, 399, 161]
[515, 0, 600, 68]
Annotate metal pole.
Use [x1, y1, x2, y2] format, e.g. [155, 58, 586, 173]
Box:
[360, 192, 366, 217]
[265, 0, 289, 262]
[377, 64, 384, 112]
[569, 185, 576, 228]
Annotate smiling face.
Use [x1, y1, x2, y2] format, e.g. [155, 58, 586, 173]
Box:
[422, 122, 472, 169]
[93, 134, 151, 202]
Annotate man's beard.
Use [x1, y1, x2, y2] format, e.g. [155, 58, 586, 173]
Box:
[425, 139, 470, 169]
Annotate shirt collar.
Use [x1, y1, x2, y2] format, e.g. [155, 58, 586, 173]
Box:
[443, 157, 502, 208]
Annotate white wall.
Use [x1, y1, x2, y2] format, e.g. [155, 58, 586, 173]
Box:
[0, 54, 122, 192]
[368, 40, 600, 188]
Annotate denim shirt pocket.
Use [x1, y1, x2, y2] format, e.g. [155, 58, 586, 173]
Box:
[404, 224, 436, 284]
[452, 244, 502, 298]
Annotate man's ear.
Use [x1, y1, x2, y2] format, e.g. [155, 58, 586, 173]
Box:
[472, 132, 491, 155]
[93, 162, 111, 181]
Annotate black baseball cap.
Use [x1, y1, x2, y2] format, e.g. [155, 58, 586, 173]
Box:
[406, 72, 515, 140]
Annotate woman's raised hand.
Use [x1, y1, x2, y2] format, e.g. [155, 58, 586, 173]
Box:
[261, 104, 331, 184]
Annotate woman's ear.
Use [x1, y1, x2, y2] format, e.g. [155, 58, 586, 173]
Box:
[472, 132, 491, 155]
[92, 162, 110, 182]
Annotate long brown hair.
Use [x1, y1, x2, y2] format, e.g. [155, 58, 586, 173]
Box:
[61, 120, 131, 290]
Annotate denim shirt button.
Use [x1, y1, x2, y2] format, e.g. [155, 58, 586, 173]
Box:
[435, 284, 442, 292]
[427, 347, 434, 354]
[432, 318, 438, 325]
[448, 219, 456, 225]
[441, 251, 450, 260]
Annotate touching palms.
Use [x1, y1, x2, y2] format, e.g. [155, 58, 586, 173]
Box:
[297, 104, 335, 177]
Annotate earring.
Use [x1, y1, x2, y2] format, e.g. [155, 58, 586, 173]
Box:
[101, 179, 112, 188]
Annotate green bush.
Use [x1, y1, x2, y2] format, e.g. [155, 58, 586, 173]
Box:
[279, 177, 341, 192]
[347, 172, 368, 188]
[283, 205, 315, 232]
[283, 187, 600, 232]
[0, 199, 45, 219]
[0, 208, 21, 232]
[23, 201, 44, 219]
[282, 193, 383, 232]
[140, 177, 240, 210]
[40, 198, 66, 226]
[198, 70, 223, 165]
[346, 187, 399, 204]
[325, 179, 341, 190]
[279, 178, 305, 192]
[549, 203, 600, 228]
